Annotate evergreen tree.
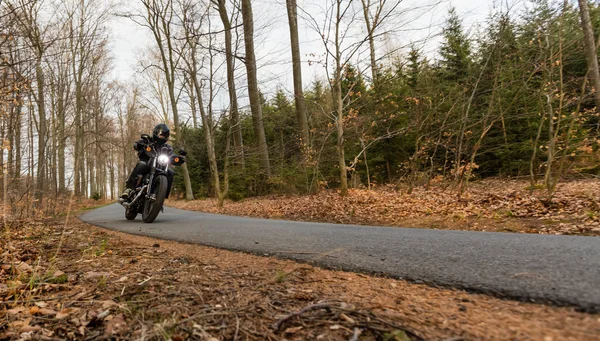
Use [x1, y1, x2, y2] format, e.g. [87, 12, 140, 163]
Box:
[407, 45, 421, 89]
[439, 7, 472, 82]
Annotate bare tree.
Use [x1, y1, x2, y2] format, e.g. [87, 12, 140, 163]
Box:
[285, 0, 309, 149]
[241, 0, 270, 178]
[214, 0, 244, 168]
[302, 0, 364, 196]
[7, 0, 50, 202]
[577, 0, 600, 110]
[359, 0, 401, 85]
[66, 0, 111, 196]
[178, 0, 229, 206]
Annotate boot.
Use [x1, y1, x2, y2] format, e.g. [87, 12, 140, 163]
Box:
[120, 188, 134, 199]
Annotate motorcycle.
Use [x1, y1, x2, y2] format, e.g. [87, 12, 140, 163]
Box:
[118, 134, 187, 223]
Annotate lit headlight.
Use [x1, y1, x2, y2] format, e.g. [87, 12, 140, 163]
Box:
[158, 154, 170, 165]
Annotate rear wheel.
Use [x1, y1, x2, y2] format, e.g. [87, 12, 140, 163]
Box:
[142, 175, 168, 223]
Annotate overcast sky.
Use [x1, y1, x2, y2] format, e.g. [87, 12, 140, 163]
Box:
[107, 0, 501, 111]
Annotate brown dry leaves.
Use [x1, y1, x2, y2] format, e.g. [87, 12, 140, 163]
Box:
[169, 179, 600, 236]
[0, 221, 128, 339]
[1, 218, 599, 340]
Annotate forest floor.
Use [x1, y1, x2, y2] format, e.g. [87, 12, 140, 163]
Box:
[0, 213, 599, 340]
[168, 178, 600, 236]
[2, 179, 600, 340]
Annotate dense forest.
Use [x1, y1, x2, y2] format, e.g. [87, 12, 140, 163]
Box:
[1, 0, 600, 214]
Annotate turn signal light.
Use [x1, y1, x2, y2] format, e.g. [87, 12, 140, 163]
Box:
[174, 157, 180, 163]
[146, 147, 151, 152]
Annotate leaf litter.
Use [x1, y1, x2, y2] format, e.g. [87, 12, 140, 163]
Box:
[169, 179, 600, 236]
[1, 216, 599, 340]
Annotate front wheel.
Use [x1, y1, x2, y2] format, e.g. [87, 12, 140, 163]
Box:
[142, 175, 168, 223]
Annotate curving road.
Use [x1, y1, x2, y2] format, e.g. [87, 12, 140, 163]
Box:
[81, 203, 600, 313]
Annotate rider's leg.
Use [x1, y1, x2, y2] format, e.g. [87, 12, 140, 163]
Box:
[122, 161, 148, 197]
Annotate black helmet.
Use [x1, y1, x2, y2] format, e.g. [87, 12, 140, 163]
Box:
[153, 123, 170, 145]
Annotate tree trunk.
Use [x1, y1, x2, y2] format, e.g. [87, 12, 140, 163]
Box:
[11, 93, 22, 183]
[286, 0, 309, 149]
[360, 0, 378, 84]
[35, 61, 46, 203]
[334, 0, 348, 196]
[72, 12, 85, 197]
[216, 0, 244, 168]
[27, 98, 34, 213]
[192, 74, 222, 206]
[578, 0, 600, 109]
[241, 0, 271, 178]
[186, 76, 198, 129]
[50, 89, 58, 196]
[15, 99, 21, 186]
[57, 78, 66, 193]
[110, 152, 115, 200]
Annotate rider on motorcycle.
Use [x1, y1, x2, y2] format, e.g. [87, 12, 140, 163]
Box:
[121, 123, 178, 199]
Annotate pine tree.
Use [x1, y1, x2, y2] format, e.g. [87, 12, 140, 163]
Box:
[407, 45, 421, 89]
[439, 7, 471, 82]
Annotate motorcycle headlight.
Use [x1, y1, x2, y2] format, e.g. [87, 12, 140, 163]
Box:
[158, 154, 170, 165]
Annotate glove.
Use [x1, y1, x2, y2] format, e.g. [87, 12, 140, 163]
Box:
[133, 142, 143, 151]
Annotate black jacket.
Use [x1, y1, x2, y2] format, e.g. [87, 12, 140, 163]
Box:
[133, 139, 174, 162]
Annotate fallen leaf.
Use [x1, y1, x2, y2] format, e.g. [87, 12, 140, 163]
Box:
[19, 317, 32, 328]
[41, 328, 54, 337]
[20, 325, 41, 333]
[102, 300, 118, 309]
[72, 289, 91, 301]
[8, 320, 24, 328]
[105, 313, 127, 335]
[34, 308, 57, 316]
[84, 271, 111, 279]
[16, 262, 32, 273]
[7, 306, 28, 315]
[97, 309, 111, 319]
[55, 308, 79, 319]
[6, 280, 22, 287]
[52, 270, 65, 278]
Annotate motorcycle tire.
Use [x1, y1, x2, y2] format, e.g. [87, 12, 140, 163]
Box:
[125, 208, 137, 220]
[142, 175, 168, 223]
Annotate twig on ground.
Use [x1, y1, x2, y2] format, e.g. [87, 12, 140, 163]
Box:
[234, 314, 240, 341]
[137, 276, 153, 285]
[349, 328, 361, 341]
[272, 302, 335, 331]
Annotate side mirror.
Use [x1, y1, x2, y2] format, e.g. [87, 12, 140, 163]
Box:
[179, 149, 187, 156]
[141, 133, 150, 141]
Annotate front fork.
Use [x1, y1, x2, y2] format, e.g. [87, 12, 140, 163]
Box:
[145, 158, 158, 202]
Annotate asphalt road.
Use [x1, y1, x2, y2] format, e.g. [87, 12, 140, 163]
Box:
[81, 203, 600, 312]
